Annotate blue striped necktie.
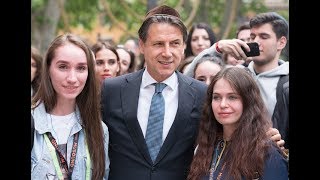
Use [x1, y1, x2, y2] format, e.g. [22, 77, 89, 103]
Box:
[145, 83, 167, 162]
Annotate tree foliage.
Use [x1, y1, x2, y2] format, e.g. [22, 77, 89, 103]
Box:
[32, 0, 288, 52]
[61, 0, 99, 30]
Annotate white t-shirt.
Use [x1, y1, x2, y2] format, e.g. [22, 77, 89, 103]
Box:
[47, 112, 76, 145]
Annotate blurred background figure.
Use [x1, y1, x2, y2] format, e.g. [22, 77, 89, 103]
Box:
[124, 38, 142, 71]
[193, 55, 224, 85]
[236, 22, 251, 43]
[184, 22, 216, 60]
[31, 46, 43, 97]
[177, 55, 195, 73]
[116, 46, 136, 75]
[91, 42, 120, 84]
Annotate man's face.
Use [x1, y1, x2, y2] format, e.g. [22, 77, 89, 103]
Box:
[139, 23, 185, 82]
[250, 23, 287, 66]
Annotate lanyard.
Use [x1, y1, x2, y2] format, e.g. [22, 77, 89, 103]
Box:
[85, 142, 91, 180]
[45, 132, 79, 180]
[44, 131, 93, 180]
[209, 140, 227, 180]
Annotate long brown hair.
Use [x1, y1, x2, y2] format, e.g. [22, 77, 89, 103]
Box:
[188, 67, 275, 180]
[31, 33, 105, 180]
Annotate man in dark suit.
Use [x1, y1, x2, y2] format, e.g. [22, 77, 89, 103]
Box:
[101, 5, 207, 180]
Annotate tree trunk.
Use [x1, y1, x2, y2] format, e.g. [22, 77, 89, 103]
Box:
[218, 0, 240, 40]
[31, 0, 64, 54]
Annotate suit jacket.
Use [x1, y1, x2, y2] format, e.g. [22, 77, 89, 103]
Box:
[101, 69, 207, 180]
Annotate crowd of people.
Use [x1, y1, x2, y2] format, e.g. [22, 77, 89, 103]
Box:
[31, 4, 289, 180]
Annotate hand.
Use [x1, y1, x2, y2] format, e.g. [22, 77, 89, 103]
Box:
[266, 128, 285, 150]
[215, 39, 249, 60]
[245, 57, 253, 64]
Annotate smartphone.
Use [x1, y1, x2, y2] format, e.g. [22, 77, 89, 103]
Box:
[241, 42, 260, 57]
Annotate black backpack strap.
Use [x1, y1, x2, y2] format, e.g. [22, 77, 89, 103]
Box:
[31, 114, 34, 151]
[272, 74, 289, 149]
[272, 74, 289, 126]
[276, 75, 289, 102]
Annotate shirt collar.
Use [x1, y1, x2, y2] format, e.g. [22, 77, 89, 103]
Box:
[141, 67, 178, 91]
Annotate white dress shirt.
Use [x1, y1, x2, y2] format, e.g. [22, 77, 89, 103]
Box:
[137, 68, 179, 143]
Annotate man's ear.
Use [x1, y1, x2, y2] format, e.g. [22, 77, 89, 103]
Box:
[139, 39, 145, 54]
[278, 36, 287, 50]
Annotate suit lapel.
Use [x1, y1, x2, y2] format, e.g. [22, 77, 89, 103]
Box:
[155, 72, 196, 164]
[121, 70, 153, 164]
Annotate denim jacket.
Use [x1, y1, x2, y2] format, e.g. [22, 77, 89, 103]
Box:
[31, 103, 110, 179]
